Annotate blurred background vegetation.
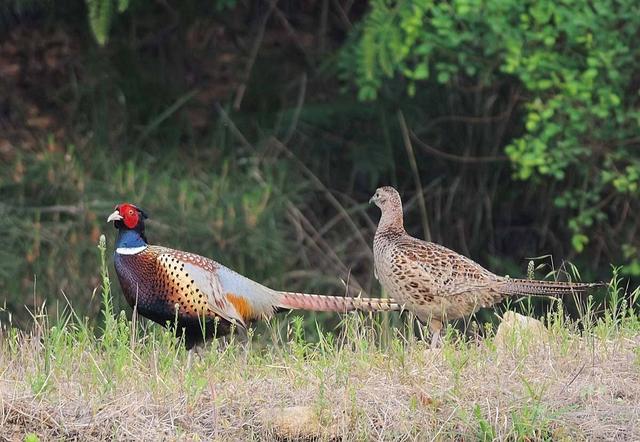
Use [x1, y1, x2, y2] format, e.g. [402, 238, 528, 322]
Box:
[1, 0, 638, 332]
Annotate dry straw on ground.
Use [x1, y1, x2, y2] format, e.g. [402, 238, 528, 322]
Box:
[1, 308, 639, 441]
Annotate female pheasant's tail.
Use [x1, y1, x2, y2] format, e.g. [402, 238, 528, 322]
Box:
[276, 292, 401, 313]
[499, 278, 604, 297]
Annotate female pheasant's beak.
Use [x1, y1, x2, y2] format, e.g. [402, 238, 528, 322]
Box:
[107, 209, 123, 223]
[369, 193, 379, 204]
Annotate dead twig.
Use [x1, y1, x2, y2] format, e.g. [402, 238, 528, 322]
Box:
[233, 1, 276, 110]
[409, 128, 508, 164]
[398, 110, 431, 242]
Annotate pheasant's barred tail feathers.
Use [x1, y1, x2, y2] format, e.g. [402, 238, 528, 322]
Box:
[277, 292, 401, 312]
[499, 278, 604, 296]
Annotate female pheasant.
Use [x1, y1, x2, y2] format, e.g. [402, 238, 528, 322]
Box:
[370, 186, 601, 348]
[108, 203, 399, 348]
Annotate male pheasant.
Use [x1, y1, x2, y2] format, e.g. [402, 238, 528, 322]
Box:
[107, 203, 400, 348]
[369, 186, 601, 348]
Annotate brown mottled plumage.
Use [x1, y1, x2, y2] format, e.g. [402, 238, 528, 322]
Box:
[369, 186, 601, 347]
[108, 203, 400, 348]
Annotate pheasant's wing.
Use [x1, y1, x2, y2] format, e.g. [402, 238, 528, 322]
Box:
[213, 264, 281, 320]
[154, 248, 248, 327]
[391, 236, 500, 297]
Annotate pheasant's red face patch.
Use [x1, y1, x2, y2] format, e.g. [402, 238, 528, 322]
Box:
[117, 203, 140, 229]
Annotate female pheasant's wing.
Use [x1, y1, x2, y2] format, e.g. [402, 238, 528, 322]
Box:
[391, 236, 500, 297]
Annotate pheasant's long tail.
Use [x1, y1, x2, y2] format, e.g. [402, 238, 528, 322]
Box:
[276, 292, 401, 312]
[498, 278, 604, 296]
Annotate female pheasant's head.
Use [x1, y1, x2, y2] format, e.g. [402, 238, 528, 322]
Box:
[107, 203, 149, 250]
[369, 186, 405, 230]
[369, 186, 402, 211]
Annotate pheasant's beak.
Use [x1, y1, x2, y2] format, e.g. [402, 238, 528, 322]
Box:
[107, 210, 123, 223]
[369, 195, 377, 204]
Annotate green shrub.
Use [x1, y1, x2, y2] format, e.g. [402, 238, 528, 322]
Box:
[342, 0, 640, 272]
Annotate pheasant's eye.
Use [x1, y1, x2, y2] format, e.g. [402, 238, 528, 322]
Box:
[128, 210, 134, 215]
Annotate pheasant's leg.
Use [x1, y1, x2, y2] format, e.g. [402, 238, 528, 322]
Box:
[186, 349, 194, 370]
[235, 325, 249, 345]
[216, 326, 248, 353]
[186, 344, 206, 369]
[429, 319, 443, 349]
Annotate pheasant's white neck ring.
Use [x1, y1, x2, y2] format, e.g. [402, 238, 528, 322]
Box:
[115, 228, 148, 253]
[116, 245, 148, 255]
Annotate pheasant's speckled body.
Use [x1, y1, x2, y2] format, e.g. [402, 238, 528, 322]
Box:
[108, 203, 400, 348]
[114, 246, 238, 346]
[369, 187, 600, 346]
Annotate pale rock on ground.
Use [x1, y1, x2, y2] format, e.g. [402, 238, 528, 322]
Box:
[494, 310, 550, 353]
[261, 405, 338, 439]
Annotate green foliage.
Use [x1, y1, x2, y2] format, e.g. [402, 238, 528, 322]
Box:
[86, 0, 116, 45]
[342, 0, 640, 264]
[473, 405, 496, 441]
[98, 234, 117, 347]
